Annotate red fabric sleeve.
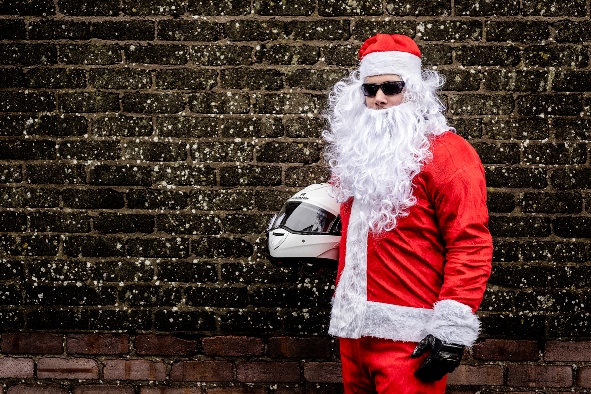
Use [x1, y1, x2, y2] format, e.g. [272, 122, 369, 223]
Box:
[429, 143, 493, 312]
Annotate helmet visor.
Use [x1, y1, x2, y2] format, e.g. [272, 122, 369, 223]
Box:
[270, 201, 340, 235]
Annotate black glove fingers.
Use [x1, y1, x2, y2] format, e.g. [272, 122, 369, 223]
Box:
[410, 334, 437, 358]
[412, 335, 465, 382]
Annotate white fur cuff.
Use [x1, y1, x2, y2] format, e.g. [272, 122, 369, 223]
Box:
[427, 299, 480, 346]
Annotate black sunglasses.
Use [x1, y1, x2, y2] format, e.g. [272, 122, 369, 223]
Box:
[361, 81, 405, 97]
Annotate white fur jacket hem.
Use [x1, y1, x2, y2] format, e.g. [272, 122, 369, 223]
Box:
[328, 298, 480, 347]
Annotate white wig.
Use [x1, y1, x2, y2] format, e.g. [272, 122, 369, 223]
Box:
[322, 68, 451, 233]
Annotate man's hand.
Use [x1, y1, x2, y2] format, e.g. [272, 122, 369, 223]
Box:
[410, 334, 464, 382]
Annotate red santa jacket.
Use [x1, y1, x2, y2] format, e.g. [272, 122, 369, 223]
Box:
[328, 131, 493, 346]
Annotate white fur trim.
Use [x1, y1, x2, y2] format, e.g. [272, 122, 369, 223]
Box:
[330, 298, 481, 346]
[362, 302, 432, 342]
[427, 299, 480, 346]
[359, 51, 422, 80]
[328, 198, 368, 337]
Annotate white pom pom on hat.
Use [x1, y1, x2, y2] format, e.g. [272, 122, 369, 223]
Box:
[358, 34, 422, 80]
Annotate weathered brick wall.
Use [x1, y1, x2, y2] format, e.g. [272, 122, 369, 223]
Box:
[0, 0, 590, 392]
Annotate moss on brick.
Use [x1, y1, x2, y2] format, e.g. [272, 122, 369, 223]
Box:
[122, 0, 185, 15]
[441, 69, 481, 91]
[522, 0, 586, 16]
[155, 116, 217, 138]
[220, 165, 282, 186]
[417, 20, 481, 41]
[455, 0, 520, 16]
[25, 162, 86, 183]
[259, 44, 319, 65]
[486, 21, 550, 43]
[0, 0, 55, 15]
[190, 188, 255, 211]
[286, 20, 351, 40]
[92, 20, 155, 41]
[152, 165, 216, 186]
[157, 20, 222, 41]
[187, 0, 250, 15]
[322, 44, 359, 66]
[59, 92, 120, 113]
[224, 20, 285, 41]
[253, 0, 315, 16]
[93, 115, 153, 137]
[89, 68, 151, 90]
[189, 92, 250, 114]
[122, 92, 186, 114]
[522, 45, 588, 68]
[29, 20, 90, 40]
[285, 69, 348, 91]
[27, 115, 88, 137]
[58, 0, 119, 15]
[483, 117, 549, 140]
[0, 44, 57, 66]
[387, 0, 451, 15]
[517, 94, 583, 117]
[253, 93, 317, 115]
[58, 44, 121, 65]
[192, 141, 254, 163]
[155, 69, 217, 90]
[482, 70, 548, 92]
[0, 19, 26, 39]
[448, 94, 514, 116]
[318, 0, 383, 16]
[285, 166, 330, 187]
[220, 68, 283, 90]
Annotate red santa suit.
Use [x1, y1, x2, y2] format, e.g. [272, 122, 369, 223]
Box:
[329, 131, 493, 393]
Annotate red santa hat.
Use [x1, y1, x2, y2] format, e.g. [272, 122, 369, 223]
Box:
[358, 34, 422, 80]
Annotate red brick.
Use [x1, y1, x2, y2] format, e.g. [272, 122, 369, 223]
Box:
[276, 387, 340, 394]
[37, 358, 99, 380]
[8, 385, 68, 394]
[206, 389, 266, 394]
[2, 333, 63, 354]
[473, 339, 539, 361]
[0, 358, 34, 378]
[104, 359, 167, 380]
[303, 362, 342, 383]
[73, 386, 134, 394]
[444, 389, 481, 394]
[170, 361, 234, 382]
[202, 336, 264, 357]
[334, 338, 340, 358]
[136, 334, 198, 356]
[66, 334, 129, 355]
[447, 365, 504, 385]
[507, 365, 572, 387]
[141, 388, 203, 394]
[268, 337, 332, 358]
[237, 362, 300, 383]
[545, 340, 591, 361]
[578, 367, 591, 388]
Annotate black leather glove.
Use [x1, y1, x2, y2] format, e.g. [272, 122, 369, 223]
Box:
[410, 334, 464, 382]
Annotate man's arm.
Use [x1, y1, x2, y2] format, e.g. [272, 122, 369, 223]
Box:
[428, 153, 493, 346]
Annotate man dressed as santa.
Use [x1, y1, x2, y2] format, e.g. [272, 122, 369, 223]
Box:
[323, 34, 493, 393]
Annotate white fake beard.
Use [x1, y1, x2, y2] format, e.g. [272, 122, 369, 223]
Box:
[325, 102, 436, 233]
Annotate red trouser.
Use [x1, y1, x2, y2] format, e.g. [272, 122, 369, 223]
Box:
[339, 337, 448, 394]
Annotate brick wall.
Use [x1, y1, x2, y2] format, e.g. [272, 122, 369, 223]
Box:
[0, 0, 590, 392]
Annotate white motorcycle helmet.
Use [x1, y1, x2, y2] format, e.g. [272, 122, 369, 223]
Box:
[266, 183, 341, 267]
